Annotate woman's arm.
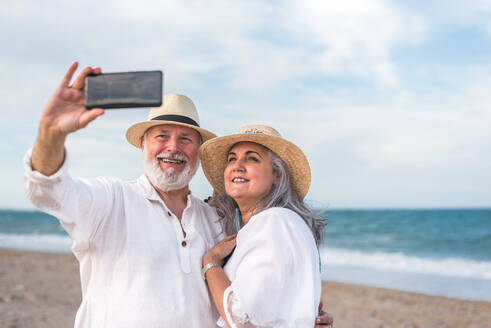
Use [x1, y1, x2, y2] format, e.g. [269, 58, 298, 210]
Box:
[203, 265, 233, 327]
[203, 234, 237, 328]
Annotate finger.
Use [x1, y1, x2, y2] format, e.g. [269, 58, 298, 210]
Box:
[222, 234, 236, 241]
[315, 313, 334, 325]
[71, 66, 95, 90]
[318, 301, 323, 314]
[59, 61, 79, 88]
[79, 108, 104, 128]
[224, 239, 236, 247]
[226, 239, 237, 249]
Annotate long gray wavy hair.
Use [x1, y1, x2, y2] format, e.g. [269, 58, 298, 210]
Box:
[209, 149, 327, 246]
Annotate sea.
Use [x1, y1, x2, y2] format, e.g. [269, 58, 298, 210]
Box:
[1, 208, 490, 302]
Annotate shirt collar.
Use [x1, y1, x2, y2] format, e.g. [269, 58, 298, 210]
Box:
[137, 175, 161, 201]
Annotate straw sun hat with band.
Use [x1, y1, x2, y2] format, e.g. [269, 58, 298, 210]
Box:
[200, 125, 311, 200]
[126, 93, 216, 148]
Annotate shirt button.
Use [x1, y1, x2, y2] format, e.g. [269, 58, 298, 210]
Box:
[181, 241, 187, 247]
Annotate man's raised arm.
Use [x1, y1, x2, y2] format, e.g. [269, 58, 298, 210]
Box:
[31, 62, 104, 175]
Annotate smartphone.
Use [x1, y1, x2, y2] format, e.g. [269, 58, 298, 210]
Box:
[85, 71, 163, 109]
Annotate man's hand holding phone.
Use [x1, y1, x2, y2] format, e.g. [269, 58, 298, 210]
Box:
[32, 62, 105, 176]
[32, 62, 164, 176]
[42, 62, 105, 137]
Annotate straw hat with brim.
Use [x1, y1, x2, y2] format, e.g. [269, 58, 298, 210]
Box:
[200, 125, 311, 199]
[126, 93, 217, 148]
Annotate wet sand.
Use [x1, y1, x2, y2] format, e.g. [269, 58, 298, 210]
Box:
[1, 249, 490, 328]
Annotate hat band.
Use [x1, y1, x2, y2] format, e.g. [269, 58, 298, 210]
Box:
[151, 114, 199, 127]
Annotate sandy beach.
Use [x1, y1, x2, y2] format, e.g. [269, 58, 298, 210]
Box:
[1, 249, 490, 328]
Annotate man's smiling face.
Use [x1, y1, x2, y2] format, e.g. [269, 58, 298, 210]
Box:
[141, 124, 201, 191]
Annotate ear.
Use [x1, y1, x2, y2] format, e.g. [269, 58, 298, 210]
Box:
[139, 136, 145, 149]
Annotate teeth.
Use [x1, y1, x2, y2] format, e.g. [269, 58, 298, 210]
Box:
[159, 158, 184, 164]
[233, 178, 247, 182]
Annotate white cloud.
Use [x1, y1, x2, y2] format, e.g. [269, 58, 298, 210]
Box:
[284, 0, 427, 87]
[1, 0, 427, 96]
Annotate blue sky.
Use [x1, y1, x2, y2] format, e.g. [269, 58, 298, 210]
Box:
[1, 0, 490, 209]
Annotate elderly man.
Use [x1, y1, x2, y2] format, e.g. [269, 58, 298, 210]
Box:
[24, 62, 333, 327]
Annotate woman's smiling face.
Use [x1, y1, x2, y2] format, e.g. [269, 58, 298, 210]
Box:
[224, 142, 277, 209]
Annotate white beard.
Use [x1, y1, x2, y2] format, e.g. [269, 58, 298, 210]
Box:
[142, 144, 199, 192]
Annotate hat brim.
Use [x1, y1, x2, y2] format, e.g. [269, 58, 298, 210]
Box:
[126, 120, 217, 148]
[200, 133, 311, 199]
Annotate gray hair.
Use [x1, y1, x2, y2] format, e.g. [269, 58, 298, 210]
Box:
[209, 150, 327, 245]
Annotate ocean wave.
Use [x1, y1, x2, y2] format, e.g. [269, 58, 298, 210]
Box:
[3, 233, 490, 281]
[320, 247, 491, 280]
[0, 233, 72, 253]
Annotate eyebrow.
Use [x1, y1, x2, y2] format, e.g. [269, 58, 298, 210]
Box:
[227, 150, 263, 158]
[156, 129, 195, 138]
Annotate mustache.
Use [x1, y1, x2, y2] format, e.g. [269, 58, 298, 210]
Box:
[155, 152, 189, 163]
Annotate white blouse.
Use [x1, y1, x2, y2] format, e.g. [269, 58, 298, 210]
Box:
[217, 207, 321, 328]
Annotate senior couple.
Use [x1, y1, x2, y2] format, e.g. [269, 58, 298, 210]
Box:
[24, 62, 333, 328]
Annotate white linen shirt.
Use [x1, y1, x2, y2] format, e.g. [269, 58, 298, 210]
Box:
[217, 207, 321, 328]
[23, 149, 224, 328]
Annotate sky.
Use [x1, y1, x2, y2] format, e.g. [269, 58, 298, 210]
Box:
[1, 0, 490, 209]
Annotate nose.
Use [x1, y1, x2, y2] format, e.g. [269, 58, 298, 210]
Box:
[230, 157, 245, 172]
[164, 136, 179, 153]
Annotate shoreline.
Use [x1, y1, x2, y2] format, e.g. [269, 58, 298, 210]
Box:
[1, 249, 490, 328]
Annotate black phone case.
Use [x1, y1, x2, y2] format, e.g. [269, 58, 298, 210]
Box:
[85, 71, 163, 109]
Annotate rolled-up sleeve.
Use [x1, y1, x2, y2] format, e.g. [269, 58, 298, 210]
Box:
[23, 148, 114, 252]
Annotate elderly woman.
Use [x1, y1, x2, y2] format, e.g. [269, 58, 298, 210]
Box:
[200, 125, 327, 328]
